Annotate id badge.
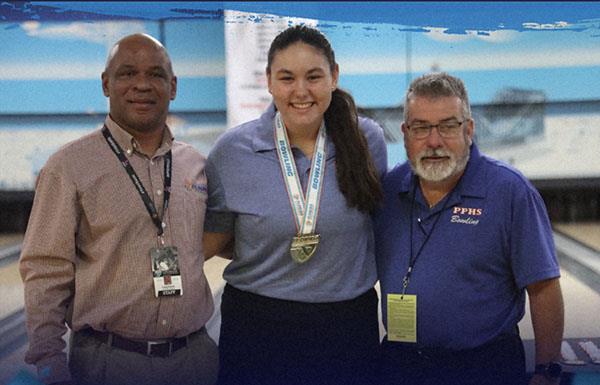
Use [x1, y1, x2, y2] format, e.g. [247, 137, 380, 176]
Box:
[150, 246, 183, 297]
[387, 294, 417, 343]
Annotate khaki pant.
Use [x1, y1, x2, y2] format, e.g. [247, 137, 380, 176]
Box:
[69, 329, 218, 385]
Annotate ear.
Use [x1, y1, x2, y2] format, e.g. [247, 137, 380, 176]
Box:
[170, 76, 177, 101]
[101, 72, 109, 97]
[266, 72, 272, 94]
[401, 121, 409, 136]
[466, 118, 475, 145]
[331, 63, 339, 89]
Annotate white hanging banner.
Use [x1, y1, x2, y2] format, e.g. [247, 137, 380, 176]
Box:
[224, 10, 317, 129]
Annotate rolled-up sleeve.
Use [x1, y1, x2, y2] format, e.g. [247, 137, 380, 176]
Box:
[19, 165, 78, 384]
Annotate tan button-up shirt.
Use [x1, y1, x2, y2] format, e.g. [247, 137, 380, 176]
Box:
[20, 116, 213, 384]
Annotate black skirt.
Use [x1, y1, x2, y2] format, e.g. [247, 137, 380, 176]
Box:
[217, 284, 380, 385]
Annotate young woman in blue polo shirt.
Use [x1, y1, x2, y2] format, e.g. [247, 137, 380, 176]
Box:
[203, 25, 387, 385]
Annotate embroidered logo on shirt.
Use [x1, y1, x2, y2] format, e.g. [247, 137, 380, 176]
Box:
[450, 206, 482, 225]
[184, 178, 207, 194]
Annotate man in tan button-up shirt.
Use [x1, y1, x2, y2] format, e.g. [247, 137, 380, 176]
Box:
[20, 34, 218, 385]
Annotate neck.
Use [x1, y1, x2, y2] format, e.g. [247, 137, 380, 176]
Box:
[419, 173, 462, 208]
[285, 123, 320, 159]
[128, 126, 165, 156]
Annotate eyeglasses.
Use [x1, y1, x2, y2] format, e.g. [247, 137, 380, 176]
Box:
[406, 120, 466, 139]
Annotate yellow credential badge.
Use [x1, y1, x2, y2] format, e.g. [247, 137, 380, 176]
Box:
[387, 294, 417, 343]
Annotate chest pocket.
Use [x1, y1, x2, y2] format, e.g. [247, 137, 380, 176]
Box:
[168, 185, 207, 253]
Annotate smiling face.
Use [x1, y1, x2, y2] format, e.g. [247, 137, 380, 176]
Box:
[267, 42, 338, 134]
[402, 95, 474, 183]
[102, 35, 177, 136]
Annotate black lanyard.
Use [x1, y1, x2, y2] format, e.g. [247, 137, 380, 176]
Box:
[102, 125, 171, 238]
[401, 177, 453, 296]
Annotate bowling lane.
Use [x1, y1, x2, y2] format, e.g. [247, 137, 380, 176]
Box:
[519, 268, 600, 340]
[0, 234, 23, 320]
[554, 222, 600, 251]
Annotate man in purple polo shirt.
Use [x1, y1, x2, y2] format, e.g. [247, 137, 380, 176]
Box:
[375, 72, 564, 385]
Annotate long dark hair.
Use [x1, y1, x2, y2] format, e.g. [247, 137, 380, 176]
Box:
[266, 25, 383, 212]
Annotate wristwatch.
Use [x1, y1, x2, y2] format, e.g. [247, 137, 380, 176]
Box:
[534, 362, 562, 380]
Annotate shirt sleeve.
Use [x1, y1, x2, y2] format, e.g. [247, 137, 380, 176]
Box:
[19, 165, 78, 384]
[204, 149, 235, 233]
[509, 180, 560, 290]
[360, 117, 388, 178]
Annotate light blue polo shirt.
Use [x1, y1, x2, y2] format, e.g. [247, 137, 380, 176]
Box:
[374, 143, 560, 350]
[205, 104, 388, 302]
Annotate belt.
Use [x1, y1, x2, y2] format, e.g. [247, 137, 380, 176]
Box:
[78, 327, 204, 358]
[384, 332, 521, 362]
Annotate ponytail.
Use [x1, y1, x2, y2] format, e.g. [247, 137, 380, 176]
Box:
[325, 89, 383, 212]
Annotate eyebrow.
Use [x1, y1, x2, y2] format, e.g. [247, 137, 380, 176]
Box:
[274, 67, 326, 75]
[275, 69, 293, 75]
[411, 117, 460, 123]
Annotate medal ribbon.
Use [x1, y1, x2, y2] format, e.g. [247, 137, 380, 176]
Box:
[274, 112, 326, 235]
[102, 125, 171, 238]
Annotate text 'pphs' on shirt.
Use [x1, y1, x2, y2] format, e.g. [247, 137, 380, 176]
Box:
[450, 206, 482, 225]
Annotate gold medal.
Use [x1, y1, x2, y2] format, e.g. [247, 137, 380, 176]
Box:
[290, 234, 320, 263]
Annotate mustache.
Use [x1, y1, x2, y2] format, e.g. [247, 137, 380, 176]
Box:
[418, 148, 451, 159]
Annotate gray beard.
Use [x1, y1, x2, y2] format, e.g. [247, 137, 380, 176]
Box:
[411, 146, 470, 183]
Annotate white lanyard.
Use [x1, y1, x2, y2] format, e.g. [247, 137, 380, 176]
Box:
[274, 111, 327, 235]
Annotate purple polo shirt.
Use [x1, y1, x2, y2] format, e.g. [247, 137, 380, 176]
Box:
[374, 143, 560, 350]
[205, 104, 387, 302]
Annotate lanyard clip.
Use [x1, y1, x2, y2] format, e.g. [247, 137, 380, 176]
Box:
[401, 266, 412, 298]
[401, 275, 409, 297]
[157, 222, 167, 246]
